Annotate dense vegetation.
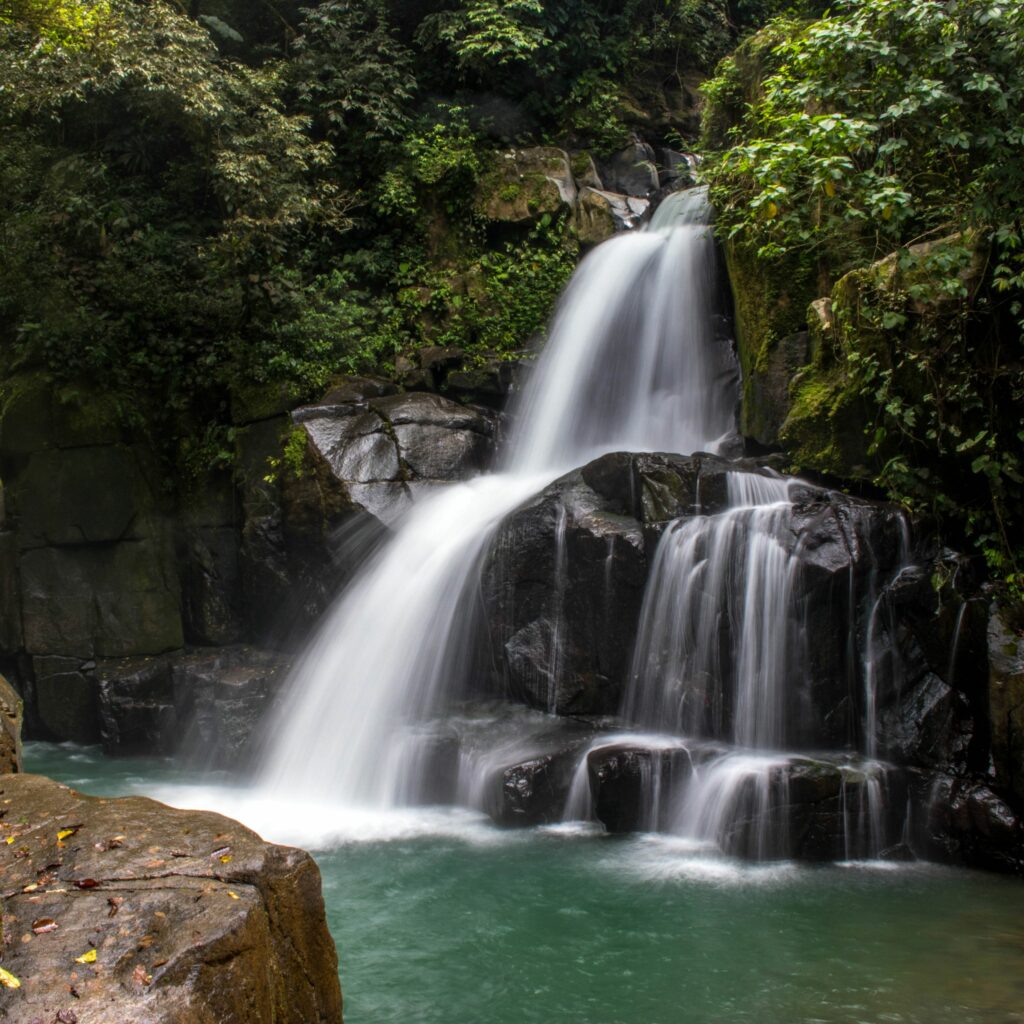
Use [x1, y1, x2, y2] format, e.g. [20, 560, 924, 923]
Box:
[0, 0, 777, 440]
[702, 0, 1024, 588]
[2, 0, 1022, 589]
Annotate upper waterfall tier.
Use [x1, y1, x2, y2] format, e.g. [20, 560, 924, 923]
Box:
[506, 187, 737, 474]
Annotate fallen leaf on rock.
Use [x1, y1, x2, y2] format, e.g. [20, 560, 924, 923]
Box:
[227, 891, 240, 900]
[138, 934, 155, 950]
[219, 855, 232, 864]
[32, 917, 59, 934]
[22, 883, 38, 893]
[74, 879, 99, 890]
[4, 836, 13, 844]
[74, 949, 97, 964]
[152, 958, 168, 968]
[132, 965, 152, 986]
[0, 966, 21, 988]
[57, 826, 82, 841]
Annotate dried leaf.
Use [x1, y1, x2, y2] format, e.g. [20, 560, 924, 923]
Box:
[74, 949, 97, 964]
[22, 883, 38, 893]
[227, 891, 240, 900]
[0, 966, 21, 988]
[32, 917, 59, 934]
[74, 879, 99, 890]
[57, 825, 82, 841]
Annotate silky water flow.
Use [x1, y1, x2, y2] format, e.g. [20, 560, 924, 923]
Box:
[254, 186, 912, 860]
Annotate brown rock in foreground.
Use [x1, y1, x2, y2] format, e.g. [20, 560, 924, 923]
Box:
[0, 774, 342, 1023]
[0, 675, 20, 773]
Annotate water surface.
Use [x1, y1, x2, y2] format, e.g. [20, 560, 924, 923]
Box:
[25, 742, 1024, 1024]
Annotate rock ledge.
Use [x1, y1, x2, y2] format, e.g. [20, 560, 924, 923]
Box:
[0, 774, 342, 1024]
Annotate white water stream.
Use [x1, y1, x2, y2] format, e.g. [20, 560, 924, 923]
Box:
[260, 187, 737, 808]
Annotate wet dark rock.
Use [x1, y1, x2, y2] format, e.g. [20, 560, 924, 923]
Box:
[596, 138, 660, 197]
[0, 773, 342, 1023]
[878, 672, 973, 770]
[97, 646, 287, 767]
[496, 748, 582, 826]
[588, 744, 694, 833]
[33, 655, 101, 745]
[915, 773, 1024, 874]
[483, 468, 648, 714]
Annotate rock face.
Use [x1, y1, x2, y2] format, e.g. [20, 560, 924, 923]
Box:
[0, 774, 342, 1023]
[482, 449, 907, 740]
[291, 391, 499, 528]
[95, 646, 289, 768]
[0, 371, 505, 737]
[481, 454, 651, 715]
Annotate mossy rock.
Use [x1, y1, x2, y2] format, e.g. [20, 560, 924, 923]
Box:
[724, 238, 817, 447]
[475, 148, 576, 224]
[0, 374, 125, 455]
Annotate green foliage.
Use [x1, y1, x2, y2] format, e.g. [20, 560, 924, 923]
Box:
[0, 0, 113, 49]
[703, 0, 1024, 582]
[291, 0, 416, 147]
[0, 0, 351, 429]
[0, 0, 801, 496]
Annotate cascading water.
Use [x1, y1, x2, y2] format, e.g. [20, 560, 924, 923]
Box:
[261, 187, 738, 808]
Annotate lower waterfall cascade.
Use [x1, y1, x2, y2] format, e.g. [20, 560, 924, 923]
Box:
[252, 186, 981, 864]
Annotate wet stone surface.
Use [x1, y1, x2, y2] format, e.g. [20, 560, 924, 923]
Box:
[0, 774, 341, 1024]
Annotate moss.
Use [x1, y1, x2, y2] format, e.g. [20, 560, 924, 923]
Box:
[724, 238, 818, 444]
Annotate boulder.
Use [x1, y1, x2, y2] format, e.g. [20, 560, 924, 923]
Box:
[595, 138, 659, 197]
[915, 772, 1024, 874]
[475, 147, 577, 225]
[482, 464, 648, 715]
[655, 148, 696, 190]
[0, 672, 22, 772]
[573, 187, 648, 243]
[97, 647, 288, 768]
[0, 773, 342, 1023]
[587, 743, 695, 833]
[289, 389, 499, 530]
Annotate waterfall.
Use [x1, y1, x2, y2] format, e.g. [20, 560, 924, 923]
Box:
[261, 186, 738, 807]
[623, 472, 794, 747]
